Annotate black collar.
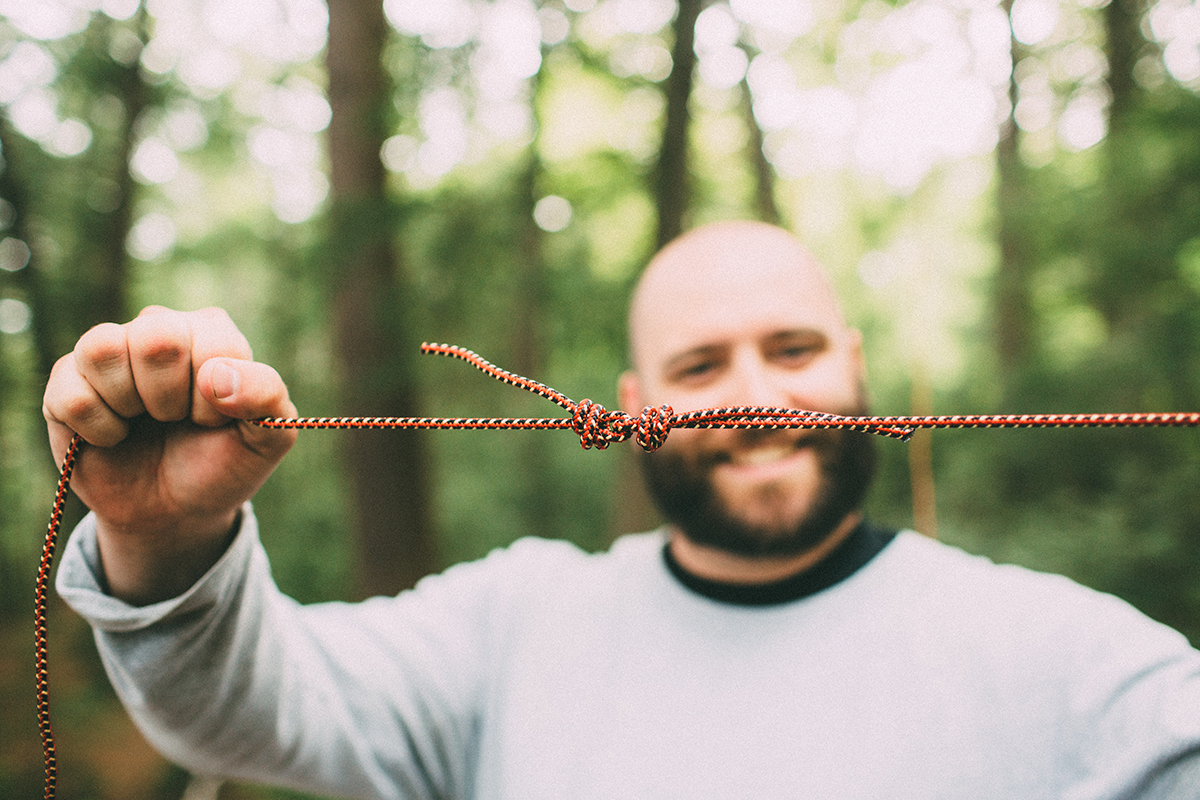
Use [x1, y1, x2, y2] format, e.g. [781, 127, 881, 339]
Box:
[661, 520, 897, 607]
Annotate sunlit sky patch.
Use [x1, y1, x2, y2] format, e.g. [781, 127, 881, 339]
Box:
[533, 194, 573, 232]
[1148, 0, 1200, 83]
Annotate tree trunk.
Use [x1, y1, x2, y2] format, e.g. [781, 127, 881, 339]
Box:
[326, 0, 435, 597]
[655, 0, 703, 248]
[994, 0, 1034, 403]
[0, 120, 58, 380]
[1094, 0, 1149, 340]
[74, 9, 149, 331]
[738, 47, 781, 227]
[513, 73, 554, 542]
[1103, 0, 1142, 135]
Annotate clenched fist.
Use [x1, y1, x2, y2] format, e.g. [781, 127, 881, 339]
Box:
[43, 306, 298, 604]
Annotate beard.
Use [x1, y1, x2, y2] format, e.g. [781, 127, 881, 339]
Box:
[639, 415, 877, 559]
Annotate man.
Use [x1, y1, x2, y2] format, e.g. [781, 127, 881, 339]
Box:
[48, 221, 1200, 799]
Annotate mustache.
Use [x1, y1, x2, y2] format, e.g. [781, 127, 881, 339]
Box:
[696, 426, 839, 467]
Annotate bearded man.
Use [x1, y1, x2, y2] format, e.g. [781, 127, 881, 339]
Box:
[47, 221, 1200, 799]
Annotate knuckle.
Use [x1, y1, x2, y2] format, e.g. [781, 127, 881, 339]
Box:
[44, 355, 84, 408]
[128, 316, 191, 370]
[62, 393, 103, 426]
[47, 352, 76, 380]
[76, 321, 122, 347]
[131, 335, 189, 370]
[76, 324, 129, 371]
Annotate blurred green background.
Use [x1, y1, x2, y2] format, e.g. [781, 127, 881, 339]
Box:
[3, 0, 1200, 797]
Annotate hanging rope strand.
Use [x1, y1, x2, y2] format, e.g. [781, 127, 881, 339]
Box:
[34, 342, 1200, 800]
[36, 432, 80, 800]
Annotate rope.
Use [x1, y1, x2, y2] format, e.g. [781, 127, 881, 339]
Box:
[34, 341, 1200, 799]
[253, 344, 921, 446]
[36, 432, 79, 800]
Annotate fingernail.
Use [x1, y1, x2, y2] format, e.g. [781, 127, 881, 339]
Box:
[211, 363, 240, 399]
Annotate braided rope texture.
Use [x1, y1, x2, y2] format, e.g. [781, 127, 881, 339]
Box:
[35, 342, 1200, 799]
[36, 433, 79, 800]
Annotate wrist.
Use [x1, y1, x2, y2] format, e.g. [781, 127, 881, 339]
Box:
[95, 508, 241, 605]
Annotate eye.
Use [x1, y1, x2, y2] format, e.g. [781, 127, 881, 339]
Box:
[676, 359, 717, 381]
[665, 351, 725, 386]
[767, 332, 826, 368]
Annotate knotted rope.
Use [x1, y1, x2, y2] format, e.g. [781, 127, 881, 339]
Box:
[34, 342, 1200, 799]
[252, 343, 919, 445]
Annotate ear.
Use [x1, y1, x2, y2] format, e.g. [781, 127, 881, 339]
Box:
[617, 370, 643, 416]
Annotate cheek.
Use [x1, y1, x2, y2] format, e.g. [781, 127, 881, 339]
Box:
[636, 374, 732, 416]
[780, 363, 863, 411]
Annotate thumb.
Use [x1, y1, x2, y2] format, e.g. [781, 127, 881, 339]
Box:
[196, 357, 298, 460]
[196, 358, 298, 423]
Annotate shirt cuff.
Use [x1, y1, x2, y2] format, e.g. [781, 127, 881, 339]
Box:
[55, 502, 260, 633]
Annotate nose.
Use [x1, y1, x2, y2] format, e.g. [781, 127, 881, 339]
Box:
[728, 348, 791, 409]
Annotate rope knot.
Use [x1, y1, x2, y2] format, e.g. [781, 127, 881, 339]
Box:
[571, 399, 633, 450]
[635, 404, 674, 451]
[568, 400, 676, 451]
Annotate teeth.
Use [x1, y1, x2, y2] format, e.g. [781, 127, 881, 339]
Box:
[732, 445, 793, 466]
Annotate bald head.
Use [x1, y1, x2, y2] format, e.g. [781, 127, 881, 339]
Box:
[627, 221, 852, 381]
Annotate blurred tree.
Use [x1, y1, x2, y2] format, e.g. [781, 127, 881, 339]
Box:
[994, 0, 1036, 406]
[512, 63, 556, 542]
[326, 0, 435, 597]
[62, 9, 150, 332]
[737, 55, 781, 227]
[655, 0, 703, 247]
[1103, 0, 1143, 133]
[0, 116, 55, 377]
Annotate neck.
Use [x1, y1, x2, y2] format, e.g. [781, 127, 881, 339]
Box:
[667, 512, 863, 585]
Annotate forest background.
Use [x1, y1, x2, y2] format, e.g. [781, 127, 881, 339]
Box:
[2, 0, 1200, 797]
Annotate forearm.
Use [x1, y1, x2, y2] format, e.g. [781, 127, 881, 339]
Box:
[58, 506, 482, 800]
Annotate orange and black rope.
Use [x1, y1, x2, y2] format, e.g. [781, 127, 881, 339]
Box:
[34, 342, 1200, 799]
[36, 432, 80, 800]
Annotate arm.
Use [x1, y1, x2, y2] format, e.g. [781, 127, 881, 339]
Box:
[58, 506, 488, 800]
[42, 305, 297, 604]
[50, 306, 488, 800]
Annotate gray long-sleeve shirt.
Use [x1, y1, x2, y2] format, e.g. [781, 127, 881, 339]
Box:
[58, 505, 1200, 799]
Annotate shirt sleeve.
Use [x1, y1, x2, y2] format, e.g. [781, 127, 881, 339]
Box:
[56, 504, 494, 800]
[1048, 578, 1200, 800]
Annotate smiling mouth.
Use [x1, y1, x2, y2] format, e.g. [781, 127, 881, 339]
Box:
[730, 444, 796, 466]
[719, 434, 818, 468]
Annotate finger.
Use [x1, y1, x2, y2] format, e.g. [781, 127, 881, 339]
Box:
[43, 352, 131, 451]
[73, 322, 146, 419]
[196, 358, 298, 458]
[187, 308, 254, 427]
[126, 306, 194, 422]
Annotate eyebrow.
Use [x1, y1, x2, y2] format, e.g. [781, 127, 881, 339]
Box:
[764, 328, 829, 347]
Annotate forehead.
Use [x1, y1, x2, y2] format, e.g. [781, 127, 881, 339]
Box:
[629, 225, 846, 368]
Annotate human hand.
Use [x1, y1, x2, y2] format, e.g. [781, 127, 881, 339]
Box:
[43, 306, 298, 603]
